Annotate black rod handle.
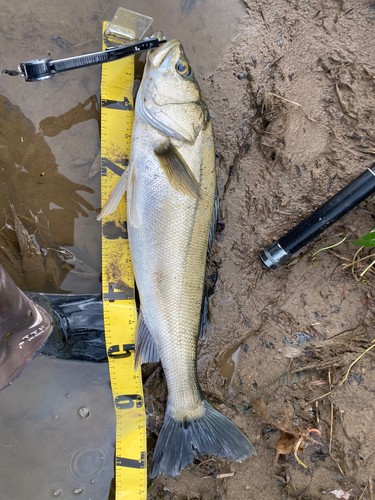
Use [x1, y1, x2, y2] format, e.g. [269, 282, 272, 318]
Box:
[260, 163, 375, 269]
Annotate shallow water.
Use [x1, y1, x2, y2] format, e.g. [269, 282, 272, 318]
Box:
[0, 0, 245, 294]
[0, 0, 244, 497]
[0, 355, 115, 500]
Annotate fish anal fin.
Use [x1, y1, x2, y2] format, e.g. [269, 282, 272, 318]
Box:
[199, 188, 219, 339]
[207, 188, 219, 257]
[134, 310, 159, 370]
[154, 142, 201, 199]
[198, 281, 210, 339]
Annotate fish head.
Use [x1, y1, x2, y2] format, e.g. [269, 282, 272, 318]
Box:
[137, 40, 210, 144]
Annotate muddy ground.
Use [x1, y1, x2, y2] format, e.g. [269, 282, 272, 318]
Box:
[147, 1, 375, 499]
[1, 0, 375, 499]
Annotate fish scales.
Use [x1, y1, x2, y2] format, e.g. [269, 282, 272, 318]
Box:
[129, 117, 215, 417]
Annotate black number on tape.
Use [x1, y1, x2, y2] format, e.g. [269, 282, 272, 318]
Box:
[104, 282, 133, 301]
[115, 394, 143, 410]
[108, 344, 134, 358]
[116, 452, 146, 469]
[103, 220, 128, 240]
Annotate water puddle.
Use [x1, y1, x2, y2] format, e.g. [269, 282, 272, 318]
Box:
[219, 342, 242, 387]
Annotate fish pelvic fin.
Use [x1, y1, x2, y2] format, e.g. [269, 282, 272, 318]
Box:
[96, 168, 129, 221]
[154, 142, 201, 199]
[134, 310, 160, 370]
[150, 399, 256, 478]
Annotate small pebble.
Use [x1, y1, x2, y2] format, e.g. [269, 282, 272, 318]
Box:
[73, 488, 83, 495]
[78, 407, 90, 419]
[53, 490, 61, 497]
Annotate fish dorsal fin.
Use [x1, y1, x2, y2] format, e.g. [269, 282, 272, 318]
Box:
[127, 166, 142, 228]
[96, 168, 129, 221]
[134, 310, 160, 370]
[154, 142, 201, 199]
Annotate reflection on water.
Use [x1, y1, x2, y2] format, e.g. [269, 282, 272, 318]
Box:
[0, 94, 99, 292]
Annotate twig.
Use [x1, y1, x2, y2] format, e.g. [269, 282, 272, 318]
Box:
[370, 474, 373, 500]
[329, 453, 346, 477]
[360, 259, 375, 277]
[315, 401, 320, 423]
[351, 246, 364, 281]
[216, 473, 235, 479]
[267, 93, 320, 123]
[359, 484, 368, 500]
[342, 253, 375, 268]
[293, 436, 307, 468]
[197, 458, 216, 467]
[339, 340, 375, 386]
[268, 56, 284, 68]
[328, 369, 333, 454]
[305, 391, 332, 406]
[329, 251, 351, 261]
[293, 429, 321, 469]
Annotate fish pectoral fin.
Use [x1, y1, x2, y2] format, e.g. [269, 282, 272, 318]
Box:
[127, 166, 142, 228]
[154, 142, 201, 199]
[96, 167, 129, 221]
[134, 310, 160, 370]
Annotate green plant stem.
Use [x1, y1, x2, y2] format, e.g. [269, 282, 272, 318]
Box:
[311, 235, 348, 261]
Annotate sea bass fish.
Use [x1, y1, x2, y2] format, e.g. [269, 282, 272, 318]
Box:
[98, 39, 256, 477]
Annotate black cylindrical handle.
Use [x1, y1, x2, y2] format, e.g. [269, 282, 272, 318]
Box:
[260, 163, 375, 269]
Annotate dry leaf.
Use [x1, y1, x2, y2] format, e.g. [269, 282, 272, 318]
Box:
[253, 397, 321, 465]
[276, 431, 298, 456]
[252, 397, 271, 423]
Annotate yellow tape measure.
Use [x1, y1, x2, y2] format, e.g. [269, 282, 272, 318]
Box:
[101, 24, 147, 499]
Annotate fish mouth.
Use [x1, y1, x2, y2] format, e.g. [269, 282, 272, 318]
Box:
[148, 39, 181, 69]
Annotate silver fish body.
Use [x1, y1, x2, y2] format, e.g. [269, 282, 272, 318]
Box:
[99, 40, 256, 477]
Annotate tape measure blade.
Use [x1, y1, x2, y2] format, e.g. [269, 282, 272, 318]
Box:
[101, 22, 146, 500]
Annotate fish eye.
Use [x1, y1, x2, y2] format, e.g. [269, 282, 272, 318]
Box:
[176, 61, 191, 77]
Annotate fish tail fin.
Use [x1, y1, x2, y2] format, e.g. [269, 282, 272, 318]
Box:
[96, 169, 129, 221]
[150, 399, 256, 478]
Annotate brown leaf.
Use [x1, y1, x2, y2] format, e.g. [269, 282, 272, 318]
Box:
[276, 431, 297, 456]
[252, 398, 272, 423]
[276, 411, 301, 438]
